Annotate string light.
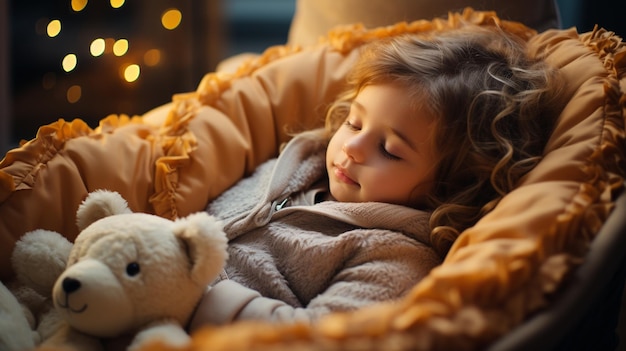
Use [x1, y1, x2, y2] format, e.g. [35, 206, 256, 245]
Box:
[62, 54, 77, 72]
[46, 20, 61, 37]
[67, 85, 82, 103]
[143, 49, 161, 66]
[71, 0, 88, 12]
[123, 64, 141, 82]
[90, 38, 105, 56]
[113, 39, 129, 56]
[161, 9, 182, 30]
[37, 3, 183, 105]
[110, 0, 125, 9]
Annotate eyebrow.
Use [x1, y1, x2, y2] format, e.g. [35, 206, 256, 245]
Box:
[352, 100, 418, 152]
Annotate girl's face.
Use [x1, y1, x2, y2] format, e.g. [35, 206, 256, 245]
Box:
[326, 83, 438, 207]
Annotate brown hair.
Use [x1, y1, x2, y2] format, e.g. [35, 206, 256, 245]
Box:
[325, 24, 564, 255]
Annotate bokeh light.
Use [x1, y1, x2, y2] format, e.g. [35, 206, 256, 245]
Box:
[42, 73, 56, 90]
[161, 9, 182, 30]
[113, 39, 128, 56]
[143, 49, 161, 66]
[47, 20, 61, 37]
[62, 54, 77, 72]
[67, 85, 82, 103]
[90, 38, 105, 56]
[123, 64, 140, 82]
[110, 0, 125, 9]
[71, 0, 88, 12]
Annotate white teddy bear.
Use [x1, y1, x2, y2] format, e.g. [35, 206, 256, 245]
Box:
[5, 189, 228, 351]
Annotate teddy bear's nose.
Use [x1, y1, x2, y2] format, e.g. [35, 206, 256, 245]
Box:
[62, 277, 82, 294]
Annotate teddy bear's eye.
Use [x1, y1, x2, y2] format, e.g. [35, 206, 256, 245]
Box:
[126, 262, 141, 277]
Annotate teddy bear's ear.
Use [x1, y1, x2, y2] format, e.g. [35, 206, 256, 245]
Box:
[173, 212, 228, 286]
[12, 229, 73, 297]
[76, 190, 132, 231]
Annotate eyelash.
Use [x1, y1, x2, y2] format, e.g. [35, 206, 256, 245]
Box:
[344, 120, 360, 131]
[344, 120, 401, 161]
[380, 145, 401, 160]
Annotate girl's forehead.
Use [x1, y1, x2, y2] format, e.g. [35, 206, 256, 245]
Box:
[353, 84, 438, 146]
[355, 83, 435, 121]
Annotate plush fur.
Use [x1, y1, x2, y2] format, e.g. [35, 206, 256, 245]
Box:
[0, 280, 37, 350]
[3, 190, 228, 351]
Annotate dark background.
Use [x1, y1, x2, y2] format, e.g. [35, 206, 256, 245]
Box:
[2, 0, 294, 152]
[1, 0, 623, 154]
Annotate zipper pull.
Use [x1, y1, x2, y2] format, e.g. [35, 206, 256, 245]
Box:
[275, 197, 290, 211]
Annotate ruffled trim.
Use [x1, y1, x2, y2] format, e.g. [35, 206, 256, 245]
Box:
[139, 12, 625, 351]
[148, 98, 201, 219]
[0, 115, 141, 203]
[0, 105, 201, 220]
[194, 45, 304, 107]
[322, 7, 536, 54]
[146, 31, 307, 217]
[148, 8, 538, 218]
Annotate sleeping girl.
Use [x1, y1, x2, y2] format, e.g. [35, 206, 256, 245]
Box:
[189, 23, 564, 329]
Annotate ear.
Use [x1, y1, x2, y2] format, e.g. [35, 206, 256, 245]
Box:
[76, 190, 132, 231]
[12, 229, 73, 297]
[173, 212, 228, 286]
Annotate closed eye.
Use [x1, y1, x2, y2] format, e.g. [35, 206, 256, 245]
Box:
[380, 144, 401, 160]
[344, 120, 361, 131]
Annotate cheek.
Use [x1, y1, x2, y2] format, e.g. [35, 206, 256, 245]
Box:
[326, 133, 343, 161]
[378, 167, 423, 192]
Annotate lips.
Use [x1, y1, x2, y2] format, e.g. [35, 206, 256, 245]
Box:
[333, 165, 359, 186]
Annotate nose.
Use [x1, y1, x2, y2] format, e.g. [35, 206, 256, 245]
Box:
[62, 277, 82, 294]
[342, 136, 366, 163]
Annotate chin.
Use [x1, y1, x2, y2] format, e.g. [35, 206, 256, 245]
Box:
[328, 186, 350, 203]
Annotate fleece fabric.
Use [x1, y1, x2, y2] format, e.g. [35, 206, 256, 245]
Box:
[189, 130, 442, 328]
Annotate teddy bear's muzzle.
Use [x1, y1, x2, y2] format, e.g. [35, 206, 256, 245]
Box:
[52, 258, 136, 337]
[62, 277, 81, 294]
[57, 277, 88, 313]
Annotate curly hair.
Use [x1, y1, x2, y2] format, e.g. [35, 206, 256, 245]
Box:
[324, 24, 565, 255]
